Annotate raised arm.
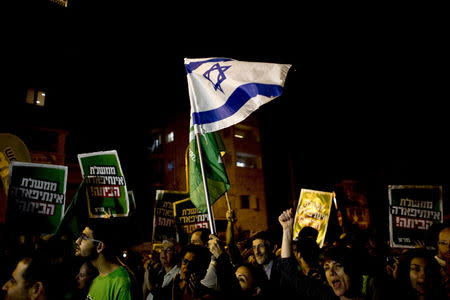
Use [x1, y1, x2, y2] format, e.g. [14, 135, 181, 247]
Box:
[278, 208, 294, 258]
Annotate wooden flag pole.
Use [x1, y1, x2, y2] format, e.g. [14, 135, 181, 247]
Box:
[225, 192, 231, 211]
[195, 133, 216, 234]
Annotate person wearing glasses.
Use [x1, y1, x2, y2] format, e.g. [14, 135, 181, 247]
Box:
[143, 239, 180, 300]
[435, 223, 450, 298]
[74, 220, 132, 300]
[172, 244, 211, 300]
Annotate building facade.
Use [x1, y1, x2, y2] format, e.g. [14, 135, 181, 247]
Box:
[144, 114, 269, 238]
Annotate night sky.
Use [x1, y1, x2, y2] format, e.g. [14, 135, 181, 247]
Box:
[3, 2, 449, 234]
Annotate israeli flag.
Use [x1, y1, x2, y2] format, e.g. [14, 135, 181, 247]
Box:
[185, 57, 291, 133]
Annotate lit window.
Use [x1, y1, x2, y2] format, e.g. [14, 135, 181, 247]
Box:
[236, 152, 260, 168]
[167, 132, 174, 143]
[149, 135, 162, 153]
[168, 161, 174, 171]
[26, 88, 46, 107]
[236, 161, 246, 167]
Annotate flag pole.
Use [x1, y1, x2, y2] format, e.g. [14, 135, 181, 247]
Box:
[195, 133, 217, 234]
[225, 192, 231, 211]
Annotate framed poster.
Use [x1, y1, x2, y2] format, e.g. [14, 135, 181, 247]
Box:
[388, 185, 443, 248]
[293, 189, 334, 247]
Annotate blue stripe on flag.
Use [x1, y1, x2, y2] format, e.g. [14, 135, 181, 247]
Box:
[192, 83, 283, 125]
[185, 58, 233, 73]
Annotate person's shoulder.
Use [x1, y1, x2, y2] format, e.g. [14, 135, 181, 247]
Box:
[109, 266, 132, 283]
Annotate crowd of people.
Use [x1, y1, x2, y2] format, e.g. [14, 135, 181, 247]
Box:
[1, 208, 449, 300]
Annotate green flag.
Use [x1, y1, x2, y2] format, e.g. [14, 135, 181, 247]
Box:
[53, 179, 88, 239]
[188, 129, 230, 213]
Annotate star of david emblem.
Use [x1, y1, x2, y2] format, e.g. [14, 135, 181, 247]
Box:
[203, 63, 231, 93]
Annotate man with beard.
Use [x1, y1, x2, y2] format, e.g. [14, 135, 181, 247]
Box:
[74, 221, 132, 300]
[435, 223, 450, 298]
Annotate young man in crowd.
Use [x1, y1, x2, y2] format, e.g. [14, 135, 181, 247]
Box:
[74, 220, 132, 300]
[2, 253, 66, 300]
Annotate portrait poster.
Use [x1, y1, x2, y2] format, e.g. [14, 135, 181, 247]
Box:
[388, 185, 443, 248]
[173, 198, 209, 246]
[293, 189, 334, 248]
[78, 150, 129, 218]
[152, 190, 188, 243]
[7, 161, 67, 234]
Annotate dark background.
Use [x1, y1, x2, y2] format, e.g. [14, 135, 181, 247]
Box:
[3, 2, 449, 240]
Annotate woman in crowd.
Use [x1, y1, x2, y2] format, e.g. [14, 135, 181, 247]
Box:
[322, 246, 364, 300]
[72, 261, 98, 299]
[394, 248, 446, 300]
[278, 208, 367, 300]
[234, 263, 269, 299]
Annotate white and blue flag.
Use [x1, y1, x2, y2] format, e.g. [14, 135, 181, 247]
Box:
[185, 57, 291, 133]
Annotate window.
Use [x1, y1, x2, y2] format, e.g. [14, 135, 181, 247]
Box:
[167, 132, 174, 143]
[236, 152, 261, 168]
[148, 132, 162, 153]
[26, 88, 46, 107]
[239, 195, 259, 210]
[240, 195, 250, 209]
[234, 125, 259, 142]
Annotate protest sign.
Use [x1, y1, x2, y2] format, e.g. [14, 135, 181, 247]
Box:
[7, 161, 67, 234]
[388, 185, 443, 248]
[152, 190, 188, 243]
[173, 198, 209, 245]
[293, 189, 334, 247]
[78, 150, 129, 218]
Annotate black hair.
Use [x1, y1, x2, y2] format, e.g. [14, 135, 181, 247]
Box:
[190, 228, 210, 245]
[180, 244, 211, 279]
[297, 226, 319, 241]
[295, 237, 320, 266]
[20, 252, 67, 300]
[396, 248, 446, 299]
[250, 231, 274, 249]
[322, 246, 363, 297]
[85, 219, 125, 260]
[235, 262, 269, 295]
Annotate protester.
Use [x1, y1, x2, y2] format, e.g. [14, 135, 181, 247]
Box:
[69, 261, 98, 300]
[190, 228, 210, 247]
[74, 220, 133, 299]
[293, 236, 324, 281]
[322, 246, 365, 299]
[250, 230, 293, 298]
[234, 263, 270, 299]
[143, 239, 180, 300]
[2, 252, 67, 300]
[434, 223, 450, 298]
[394, 248, 446, 300]
[155, 243, 211, 300]
[278, 208, 349, 300]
